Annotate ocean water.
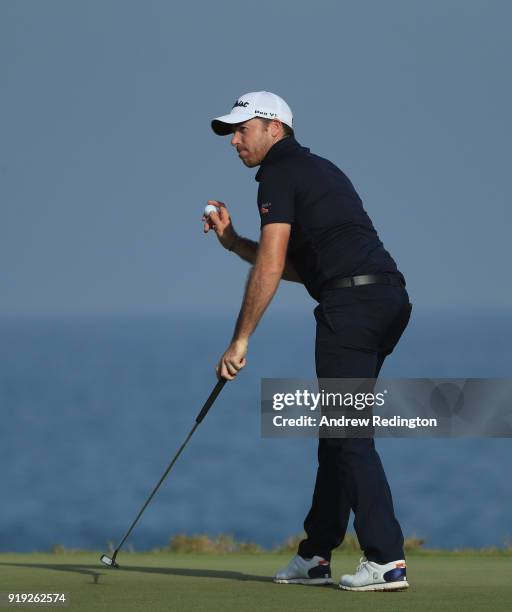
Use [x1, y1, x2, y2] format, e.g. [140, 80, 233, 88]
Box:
[1, 311, 511, 552]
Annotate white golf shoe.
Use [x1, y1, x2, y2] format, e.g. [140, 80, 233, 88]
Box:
[274, 554, 333, 585]
[339, 557, 409, 591]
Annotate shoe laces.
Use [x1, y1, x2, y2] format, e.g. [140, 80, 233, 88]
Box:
[356, 556, 369, 573]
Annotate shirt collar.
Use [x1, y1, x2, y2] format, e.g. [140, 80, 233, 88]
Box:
[255, 136, 306, 182]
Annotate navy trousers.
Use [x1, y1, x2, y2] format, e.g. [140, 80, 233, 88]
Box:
[297, 283, 412, 564]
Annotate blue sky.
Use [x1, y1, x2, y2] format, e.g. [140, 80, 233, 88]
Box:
[1, 0, 510, 317]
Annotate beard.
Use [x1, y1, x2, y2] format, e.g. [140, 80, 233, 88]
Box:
[238, 149, 262, 168]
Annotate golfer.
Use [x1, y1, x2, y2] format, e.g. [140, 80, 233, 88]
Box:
[205, 91, 412, 591]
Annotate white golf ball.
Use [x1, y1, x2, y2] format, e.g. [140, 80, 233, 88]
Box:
[204, 204, 219, 217]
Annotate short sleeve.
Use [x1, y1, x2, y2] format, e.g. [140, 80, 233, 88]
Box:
[257, 164, 295, 227]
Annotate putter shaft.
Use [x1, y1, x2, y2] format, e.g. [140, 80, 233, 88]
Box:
[100, 378, 226, 567]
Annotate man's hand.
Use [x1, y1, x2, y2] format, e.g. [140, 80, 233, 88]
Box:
[203, 200, 238, 251]
[216, 338, 248, 381]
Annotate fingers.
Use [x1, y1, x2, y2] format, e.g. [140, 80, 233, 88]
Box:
[220, 361, 237, 380]
[216, 362, 235, 381]
[218, 206, 229, 222]
[216, 356, 246, 381]
[202, 210, 220, 225]
[203, 201, 230, 239]
[202, 212, 217, 234]
[208, 210, 224, 236]
[209, 210, 220, 224]
[226, 361, 239, 376]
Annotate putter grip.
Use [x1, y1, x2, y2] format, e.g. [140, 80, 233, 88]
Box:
[195, 378, 227, 424]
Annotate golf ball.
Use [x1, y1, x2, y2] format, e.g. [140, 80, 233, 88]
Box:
[204, 204, 219, 217]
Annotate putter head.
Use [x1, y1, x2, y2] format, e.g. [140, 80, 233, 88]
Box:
[100, 554, 119, 568]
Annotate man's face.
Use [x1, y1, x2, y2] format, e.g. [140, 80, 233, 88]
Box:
[230, 118, 275, 167]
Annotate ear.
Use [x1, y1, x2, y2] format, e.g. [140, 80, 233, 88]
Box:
[270, 119, 284, 138]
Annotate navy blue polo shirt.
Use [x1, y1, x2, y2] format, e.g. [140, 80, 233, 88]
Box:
[255, 136, 400, 301]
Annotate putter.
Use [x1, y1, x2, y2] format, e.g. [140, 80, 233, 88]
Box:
[100, 377, 227, 568]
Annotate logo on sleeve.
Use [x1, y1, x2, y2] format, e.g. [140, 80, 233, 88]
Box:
[260, 202, 272, 214]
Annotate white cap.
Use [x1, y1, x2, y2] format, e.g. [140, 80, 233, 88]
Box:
[211, 91, 293, 136]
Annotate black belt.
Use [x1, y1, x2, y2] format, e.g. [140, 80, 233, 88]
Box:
[323, 273, 406, 290]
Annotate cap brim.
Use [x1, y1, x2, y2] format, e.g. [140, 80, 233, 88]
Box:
[211, 112, 254, 136]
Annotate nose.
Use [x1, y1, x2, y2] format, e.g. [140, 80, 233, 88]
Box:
[231, 132, 240, 147]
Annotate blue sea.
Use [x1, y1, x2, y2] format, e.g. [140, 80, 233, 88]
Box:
[1, 311, 511, 552]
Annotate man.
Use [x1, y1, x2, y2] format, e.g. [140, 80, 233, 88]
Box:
[206, 91, 412, 591]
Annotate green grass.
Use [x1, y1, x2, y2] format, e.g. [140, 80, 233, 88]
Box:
[1, 551, 511, 611]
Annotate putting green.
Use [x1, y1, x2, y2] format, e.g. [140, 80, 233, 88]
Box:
[0, 552, 510, 611]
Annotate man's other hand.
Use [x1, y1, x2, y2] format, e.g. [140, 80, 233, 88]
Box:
[203, 200, 238, 250]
